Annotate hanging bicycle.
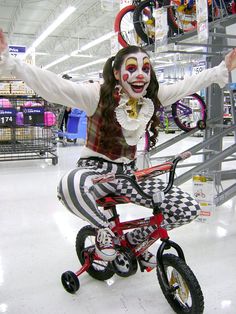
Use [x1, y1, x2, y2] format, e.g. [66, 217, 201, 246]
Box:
[158, 93, 207, 133]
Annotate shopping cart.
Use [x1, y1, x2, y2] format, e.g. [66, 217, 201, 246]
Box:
[57, 108, 87, 145]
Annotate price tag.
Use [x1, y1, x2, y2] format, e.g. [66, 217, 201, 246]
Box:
[0, 108, 17, 127]
[192, 61, 206, 75]
[21, 106, 44, 126]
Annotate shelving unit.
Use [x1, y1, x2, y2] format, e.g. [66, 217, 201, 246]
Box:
[223, 88, 236, 130]
[148, 13, 236, 206]
[0, 92, 58, 165]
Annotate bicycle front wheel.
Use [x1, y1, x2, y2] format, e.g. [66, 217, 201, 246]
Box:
[157, 254, 204, 314]
[172, 93, 207, 132]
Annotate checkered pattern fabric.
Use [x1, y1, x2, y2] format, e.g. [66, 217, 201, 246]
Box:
[58, 159, 201, 239]
[116, 176, 200, 242]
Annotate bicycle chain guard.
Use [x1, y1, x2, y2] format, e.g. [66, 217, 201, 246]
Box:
[112, 247, 138, 277]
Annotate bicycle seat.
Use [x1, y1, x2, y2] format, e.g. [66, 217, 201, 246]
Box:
[96, 195, 130, 208]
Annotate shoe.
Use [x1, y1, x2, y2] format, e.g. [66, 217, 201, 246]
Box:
[139, 251, 157, 269]
[95, 228, 117, 261]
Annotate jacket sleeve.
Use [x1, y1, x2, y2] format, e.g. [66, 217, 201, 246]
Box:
[158, 61, 229, 107]
[0, 49, 100, 116]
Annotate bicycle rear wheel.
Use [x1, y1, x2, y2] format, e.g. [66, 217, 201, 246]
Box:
[75, 225, 114, 281]
[157, 253, 204, 314]
[114, 5, 142, 47]
[172, 93, 207, 132]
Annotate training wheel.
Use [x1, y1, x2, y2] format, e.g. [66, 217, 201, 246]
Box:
[61, 271, 80, 294]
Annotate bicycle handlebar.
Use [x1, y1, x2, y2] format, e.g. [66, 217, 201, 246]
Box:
[92, 151, 192, 201]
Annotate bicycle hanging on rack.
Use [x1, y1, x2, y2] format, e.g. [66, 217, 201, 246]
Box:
[115, 0, 236, 47]
[114, 1, 145, 47]
[170, 92, 207, 132]
[61, 152, 204, 314]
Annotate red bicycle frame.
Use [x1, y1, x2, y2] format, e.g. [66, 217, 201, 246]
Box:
[95, 152, 191, 272]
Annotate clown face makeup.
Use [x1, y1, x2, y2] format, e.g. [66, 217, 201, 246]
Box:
[118, 52, 151, 99]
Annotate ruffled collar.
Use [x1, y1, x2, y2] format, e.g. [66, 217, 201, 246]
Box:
[114, 92, 154, 145]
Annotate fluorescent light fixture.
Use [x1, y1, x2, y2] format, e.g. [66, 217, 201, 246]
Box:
[154, 64, 173, 69]
[62, 57, 108, 74]
[70, 53, 93, 58]
[35, 52, 50, 56]
[77, 31, 115, 52]
[151, 53, 174, 61]
[43, 55, 70, 70]
[154, 60, 173, 64]
[25, 6, 76, 56]
[186, 47, 204, 52]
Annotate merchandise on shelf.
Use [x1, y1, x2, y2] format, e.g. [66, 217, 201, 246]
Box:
[0, 82, 11, 95]
[0, 98, 12, 108]
[0, 96, 58, 165]
[10, 81, 35, 95]
[44, 111, 56, 127]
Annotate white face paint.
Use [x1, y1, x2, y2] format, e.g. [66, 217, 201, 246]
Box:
[120, 52, 151, 99]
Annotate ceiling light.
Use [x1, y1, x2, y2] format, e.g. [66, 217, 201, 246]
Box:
[77, 31, 115, 52]
[25, 6, 76, 56]
[43, 55, 70, 70]
[62, 57, 108, 74]
[186, 47, 204, 52]
[35, 52, 50, 56]
[154, 60, 173, 64]
[70, 53, 93, 58]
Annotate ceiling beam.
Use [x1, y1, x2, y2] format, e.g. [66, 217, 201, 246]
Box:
[8, 0, 25, 40]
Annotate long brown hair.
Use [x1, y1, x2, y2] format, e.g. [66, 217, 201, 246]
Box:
[99, 45, 161, 149]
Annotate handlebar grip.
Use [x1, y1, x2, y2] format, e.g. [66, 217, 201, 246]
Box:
[178, 151, 192, 160]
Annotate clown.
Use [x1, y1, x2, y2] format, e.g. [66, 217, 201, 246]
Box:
[1, 28, 236, 266]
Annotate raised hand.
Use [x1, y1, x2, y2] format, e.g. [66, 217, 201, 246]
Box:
[0, 29, 7, 54]
[225, 48, 236, 72]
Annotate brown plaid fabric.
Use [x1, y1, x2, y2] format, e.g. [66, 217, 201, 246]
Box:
[86, 102, 137, 160]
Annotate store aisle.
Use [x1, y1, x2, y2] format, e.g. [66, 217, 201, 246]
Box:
[0, 134, 235, 314]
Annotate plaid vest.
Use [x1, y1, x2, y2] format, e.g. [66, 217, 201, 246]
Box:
[86, 102, 136, 160]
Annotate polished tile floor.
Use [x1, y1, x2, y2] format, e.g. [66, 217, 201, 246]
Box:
[0, 133, 235, 314]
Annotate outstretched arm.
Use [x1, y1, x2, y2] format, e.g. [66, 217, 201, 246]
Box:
[0, 29, 99, 116]
[225, 48, 236, 72]
[0, 28, 7, 54]
[158, 48, 236, 107]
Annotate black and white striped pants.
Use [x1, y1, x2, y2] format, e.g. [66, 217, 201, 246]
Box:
[57, 158, 201, 243]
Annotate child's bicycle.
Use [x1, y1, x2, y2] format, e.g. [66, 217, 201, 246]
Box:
[61, 152, 204, 314]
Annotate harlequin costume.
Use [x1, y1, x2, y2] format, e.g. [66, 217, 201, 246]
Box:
[0, 47, 229, 262]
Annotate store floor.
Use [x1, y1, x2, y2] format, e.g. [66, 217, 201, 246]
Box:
[0, 133, 235, 314]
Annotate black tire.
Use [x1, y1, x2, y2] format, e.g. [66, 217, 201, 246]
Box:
[133, 0, 156, 45]
[61, 271, 80, 294]
[75, 225, 114, 281]
[157, 254, 204, 314]
[172, 93, 206, 132]
[133, 0, 180, 44]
